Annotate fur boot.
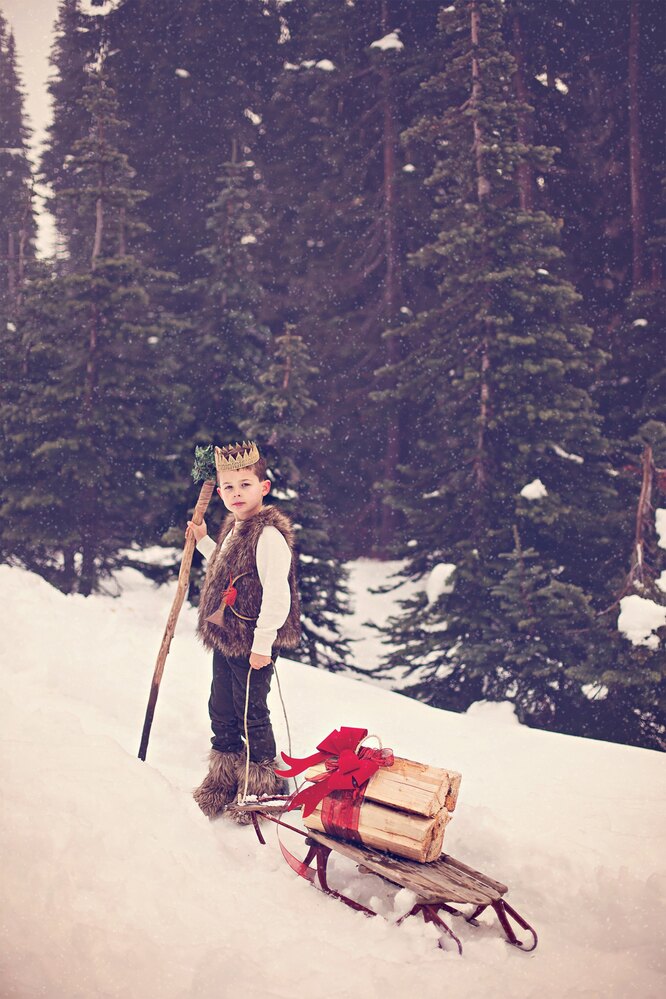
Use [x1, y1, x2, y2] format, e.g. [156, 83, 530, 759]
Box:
[226, 757, 289, 825]
[192, 749, 243, 818]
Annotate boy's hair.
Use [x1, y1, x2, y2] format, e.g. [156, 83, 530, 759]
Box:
[218, 457, 268, 482]
[246, 458, 268, 481]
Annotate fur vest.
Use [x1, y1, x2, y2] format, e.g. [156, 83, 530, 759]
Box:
[197, 505, 301, 658]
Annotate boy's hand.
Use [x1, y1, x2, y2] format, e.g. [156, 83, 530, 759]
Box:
[186, 518, 208, 543]
[249, 653, 272, 670]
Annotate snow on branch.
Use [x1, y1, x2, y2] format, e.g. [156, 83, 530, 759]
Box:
[370, 30, 404, 53]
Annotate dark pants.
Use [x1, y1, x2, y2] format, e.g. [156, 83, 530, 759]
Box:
[209, 650, 277, 762]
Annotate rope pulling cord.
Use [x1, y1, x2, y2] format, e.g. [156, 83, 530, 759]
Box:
[239, 659, 295, 804]
[238, 669, 377, 806]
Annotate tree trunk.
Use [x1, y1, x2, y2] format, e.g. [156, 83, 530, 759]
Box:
[627, 445, 657, 593]
[606, 445, 663, 609]
[92, 197, 104, 269]
[118, 205, 126, 257]
[83, 306, 100, 412]
[376, 0, 403, 557]
[628, 0, 646, 290]
[282, 326, 293, 391]
[7, 230, 16, 301]
[78, 297, 101, 594]
[17, 186, 30, 297]
[470, 1, 491, 495]
[79, 109, 108, 594]
[92, 116, 106, 271]
[61, 545, 77, 594]
[79, 533, 96, 597]
[17, 223, 27, 309]
[475, 345, 490, 492]
[511, 8, 534, 212]
[470, 1, 490, 202]
[512, 523, 535, 617]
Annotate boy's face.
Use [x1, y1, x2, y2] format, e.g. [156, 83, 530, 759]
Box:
[217, 467, 270, 521]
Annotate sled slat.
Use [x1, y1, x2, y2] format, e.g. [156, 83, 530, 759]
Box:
[305, 831, 507, 905]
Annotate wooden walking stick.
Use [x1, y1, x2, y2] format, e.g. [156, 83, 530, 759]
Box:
[138, 445, 217, 761]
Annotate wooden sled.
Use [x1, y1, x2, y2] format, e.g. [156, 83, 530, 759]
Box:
[240, 801, 538, 955]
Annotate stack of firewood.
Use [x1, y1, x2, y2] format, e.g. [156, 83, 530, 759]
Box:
[302, 756, 462, 863]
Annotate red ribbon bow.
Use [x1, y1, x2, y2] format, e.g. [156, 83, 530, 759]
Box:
[276, 727, 394, 817]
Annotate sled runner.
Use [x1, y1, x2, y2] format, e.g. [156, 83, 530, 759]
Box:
[237, 802, 538, 955]
[297, 829, 538, 955]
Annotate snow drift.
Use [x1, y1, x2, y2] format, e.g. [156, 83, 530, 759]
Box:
[0, 564, 664, 998]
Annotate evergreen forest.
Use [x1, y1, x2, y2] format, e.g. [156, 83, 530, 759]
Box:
[0, 0, 664, 750]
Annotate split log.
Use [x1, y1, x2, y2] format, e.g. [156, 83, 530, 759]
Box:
[303, 798, 451, 863]
[305, 756, 462, 818]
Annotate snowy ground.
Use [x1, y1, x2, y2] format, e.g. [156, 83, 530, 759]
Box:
[340, 559, 419, 682]
[1, 561, 665, 999]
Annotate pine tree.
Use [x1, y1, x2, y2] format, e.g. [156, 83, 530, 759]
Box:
[105, 0, 284, 288]
[0, 14, 35, 315]
[0, 15, 39, 572]
[1, 70, 188, 594]
[379, 0, 631, 737]
[41, 0, 107, 263]
[189, 151, 271, 445]
[602, 173, 666, 463]
[487, 526, 604, 729]
[242, 326, 351, 668]
[482, 511, 664, 750]
[513, 0, 666, 460]
[259, 0, 443, 556]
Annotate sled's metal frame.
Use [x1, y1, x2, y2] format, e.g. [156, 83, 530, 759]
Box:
[240, 802, 538, 956]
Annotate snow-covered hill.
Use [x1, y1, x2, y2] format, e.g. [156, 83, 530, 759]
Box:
[0, 563, 664, 999]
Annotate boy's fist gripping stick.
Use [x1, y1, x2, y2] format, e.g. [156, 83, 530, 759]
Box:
[138, 445, 217, 762]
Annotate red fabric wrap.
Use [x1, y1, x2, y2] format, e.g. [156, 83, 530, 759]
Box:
[222, 574, 238, 607]
[278, 836, 318, 883]
[276, 727, 394, 822]
[320, 787, 366, 843]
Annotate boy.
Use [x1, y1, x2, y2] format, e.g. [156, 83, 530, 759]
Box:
[186, 441, 301, 820]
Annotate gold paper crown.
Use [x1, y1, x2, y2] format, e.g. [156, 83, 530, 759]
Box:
[214, 440, 260, 475]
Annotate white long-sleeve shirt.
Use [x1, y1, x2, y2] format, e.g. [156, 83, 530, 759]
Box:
[197, 525, 292, 657]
